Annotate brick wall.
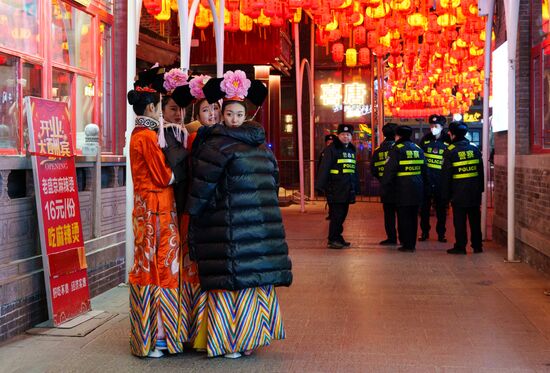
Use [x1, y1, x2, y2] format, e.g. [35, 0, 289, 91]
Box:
[493, 0, 550, 273]
[0, 164, 126, 342]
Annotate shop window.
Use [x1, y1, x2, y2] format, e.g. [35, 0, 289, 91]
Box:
[100, 23, 113, 152]
[23, 62, 42, 98]
[7, 169, 26, 198]
[117, 166, 125, 187]
[531, 1, 550, 152]
[0, 0, 39, 55]
[51, 0, 93, 71]
[76, 167, 87, 191]
[531, 0, 550, 153]
[75, 75, 94, 151]
[0, 54, 19, 152]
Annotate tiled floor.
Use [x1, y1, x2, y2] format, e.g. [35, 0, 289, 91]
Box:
[1, 202, 549, 372]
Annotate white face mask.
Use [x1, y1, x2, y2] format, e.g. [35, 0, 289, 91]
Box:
[431, 127, 442, 137]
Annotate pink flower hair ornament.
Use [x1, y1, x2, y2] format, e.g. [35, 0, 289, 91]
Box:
[219, 70, 251, 101]
[189, 75, 211, 100]
[163, 68, 189, 93]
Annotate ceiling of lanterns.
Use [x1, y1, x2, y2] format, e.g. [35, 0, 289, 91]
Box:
[142, 0, 493, 118]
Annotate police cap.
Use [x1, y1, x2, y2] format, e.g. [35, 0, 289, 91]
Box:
[429, 114, 446, 126]
[325, 134, 337, 142]
[448, 121, 468, 138]
[395, 125, 412, 139]
[337, 124, 354, 135]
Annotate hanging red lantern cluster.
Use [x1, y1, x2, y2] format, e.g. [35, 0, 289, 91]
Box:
[185, 0, 491, 117]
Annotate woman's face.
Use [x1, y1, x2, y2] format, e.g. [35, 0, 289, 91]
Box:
[223, 102, 246, 128]
[145, 102, 161, 121]
[197, 100, 220, 126]
[163, 97, 182, 124]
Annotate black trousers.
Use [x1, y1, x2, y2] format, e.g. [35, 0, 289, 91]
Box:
[328, 202, 349, 242]
[452, 205, 482, 250]
[420, 193, 447, 238]
[383, 202, 397, 241]
[397, 205, 419, 249]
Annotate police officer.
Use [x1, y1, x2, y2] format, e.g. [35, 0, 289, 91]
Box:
[419, 114, 451, 242]
[316, 124, 360, 249]
[442, 121, 484, 254]
[381, 125, 427, 252]
[370, 123, 398, 245]
[318, 134, 338, 220]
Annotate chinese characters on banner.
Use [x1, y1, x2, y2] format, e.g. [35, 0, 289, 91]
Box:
[24, 97, 90, 326]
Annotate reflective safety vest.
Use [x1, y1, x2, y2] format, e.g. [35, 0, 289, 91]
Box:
[422, 139, 448, 171]
[373, 150, 390, 177]
[330, 152, 356, 174]
[396, 143, 424, 177]
[447, 144, 480, 179]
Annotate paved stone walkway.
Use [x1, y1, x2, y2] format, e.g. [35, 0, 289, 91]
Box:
[1, 202, 550, 372]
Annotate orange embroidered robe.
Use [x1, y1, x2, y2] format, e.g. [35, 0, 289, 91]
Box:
[129, 127, 180, 289]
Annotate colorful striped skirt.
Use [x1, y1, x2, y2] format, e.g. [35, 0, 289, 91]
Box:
[205, 285, 285, 357]
[129, 282, 207, 357]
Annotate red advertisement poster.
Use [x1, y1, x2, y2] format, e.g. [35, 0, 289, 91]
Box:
[25, 97, 91, 326]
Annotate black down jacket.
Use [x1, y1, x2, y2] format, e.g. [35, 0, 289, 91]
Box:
[441, 138, 484, 207]
[161, 125, 190, 215]
[185, 122, 292, 291]
[315, 139, 361, 204]
[370, 138, 395, 204]
[381, 138, 428, 207]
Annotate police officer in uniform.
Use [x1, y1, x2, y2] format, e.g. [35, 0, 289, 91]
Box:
[381, 125, 427, 252]
[370, 123, 398, 245]
[316, 124, 360, 249]
[442, 121, 484, 254]
[419, 114, 451, 242]
[318, 134, 338, 220]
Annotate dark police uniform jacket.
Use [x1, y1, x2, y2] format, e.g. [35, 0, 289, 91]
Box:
[381, 138, 427, 207]
[315, 138, 360, 204]
[419, 131, 450, 198]
[370, 139, 395, 204]
[185, 123, 292, 291]
[441, 138, 484, 207]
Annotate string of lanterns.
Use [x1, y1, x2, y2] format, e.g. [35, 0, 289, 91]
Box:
[141, 0, 493, 117]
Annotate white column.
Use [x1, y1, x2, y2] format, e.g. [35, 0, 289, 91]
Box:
[125, 0, 139, 281]
[481, 0, 495, 240]
[293, 23, 306, 212]
[208, 0, 225, 77]
[503, 0, 520, 262]
[309, 22, 315, 201]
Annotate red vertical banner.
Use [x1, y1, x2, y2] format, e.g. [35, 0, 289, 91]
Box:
[25, 97, 91, 326]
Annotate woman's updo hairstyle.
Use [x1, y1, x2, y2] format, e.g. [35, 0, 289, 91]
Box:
[127, 90, 160, 116]
[128, 66, 166, 115]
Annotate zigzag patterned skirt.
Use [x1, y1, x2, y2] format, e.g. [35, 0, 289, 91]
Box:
[205, 285, 285, 357]
[129, 282, 207, 357]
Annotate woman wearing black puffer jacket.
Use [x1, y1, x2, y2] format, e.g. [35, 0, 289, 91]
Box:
[185, 70, 292, 359]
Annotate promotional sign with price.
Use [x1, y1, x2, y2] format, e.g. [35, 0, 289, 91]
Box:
[25, 97, 90, 326]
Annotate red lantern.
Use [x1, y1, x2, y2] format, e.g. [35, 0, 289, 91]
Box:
[358, 47, 370, 65]
[331, 43, 345, 63]
[328, 29, 342, 42]
[143, 0, 162, 15]
[340, 19, 350, 36]
[367, 31, 378, 49]
[226, 10, 240, 32]
[353, 26, 366, 45]
[226, 0, 239, 11]
[271, 16, 284, 27]
[316, 28, 330, 45]
[263, 1, 277, 17]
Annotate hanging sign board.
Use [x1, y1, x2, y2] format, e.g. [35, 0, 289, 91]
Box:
[24, 97, 91, 326]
